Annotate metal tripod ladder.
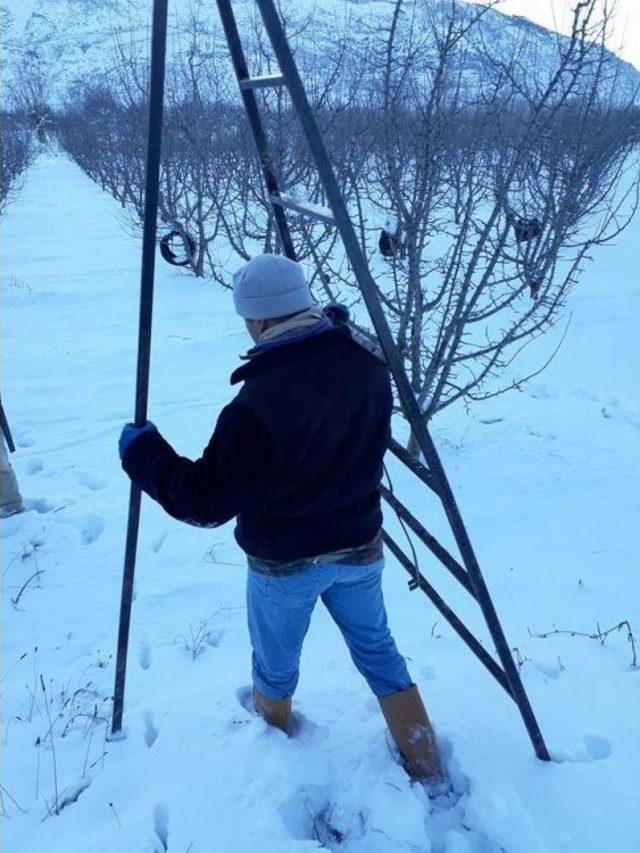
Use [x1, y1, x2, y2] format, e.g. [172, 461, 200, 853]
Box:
[112, 0, 550, 762]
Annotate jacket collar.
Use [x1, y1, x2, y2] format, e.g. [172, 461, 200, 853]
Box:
[230, 325, 351, 385]
[244, 312, 332, 359]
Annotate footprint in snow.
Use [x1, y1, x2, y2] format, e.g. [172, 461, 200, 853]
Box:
[205, 628, 224, 649]
[75, 470, 108, 491]
[279, 785, 341, 847]
[229, 685, 258, 729]
[153, 802, 169, 852]
[235, 684, 277, 725]
[437, 733, 471, 800]
[56, 510, 105, 543]
[24, 457, 44, 475]
[419, 664, 437, 681]
[143, 711, 159, 748]
[290, 711, 328, 741]
[23, 497, 55, 515]
[236, 685, 254, 715]
[151, 529, 168, 554]
[75, 513, 104, 544]
[533, 659, 563, 680]
[553, 733, 613, 764]
[139, 640, 152, 670]
[234, 685, 327, 740]
[583, 734, 613, 761]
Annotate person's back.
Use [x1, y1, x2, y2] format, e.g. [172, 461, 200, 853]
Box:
[232, 323, 392, 562]
[120, 254, 443, 784]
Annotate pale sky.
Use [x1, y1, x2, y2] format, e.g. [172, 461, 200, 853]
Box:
[468, 0, 640, 71]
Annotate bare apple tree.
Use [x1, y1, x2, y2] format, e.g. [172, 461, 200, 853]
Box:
[5, 43, 57, 142]
[0, 113, 36, 213]
[314, 0, 639, 447]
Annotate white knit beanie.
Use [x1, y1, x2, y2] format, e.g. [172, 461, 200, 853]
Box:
[232, 254, 313, 320]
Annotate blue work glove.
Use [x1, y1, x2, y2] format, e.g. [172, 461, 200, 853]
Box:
[119, 421, 157, 460]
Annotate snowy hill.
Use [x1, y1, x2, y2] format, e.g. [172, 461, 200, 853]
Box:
[2, 0, 639, 105]
[1, 148, 638, 851]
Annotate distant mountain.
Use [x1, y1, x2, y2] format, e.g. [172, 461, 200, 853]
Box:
[1, 0, 638, 106]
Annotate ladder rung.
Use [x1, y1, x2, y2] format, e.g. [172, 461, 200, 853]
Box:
[380, 485, 474, 597]
[388, 437, 440, 496]
[239, 74, 286, 90]
[271, 194, 335, 225]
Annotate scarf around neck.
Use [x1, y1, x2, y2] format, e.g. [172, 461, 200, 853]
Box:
[246, 305, 332, 357]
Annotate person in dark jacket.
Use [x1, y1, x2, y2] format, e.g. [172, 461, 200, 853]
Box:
[120, 253, 442, 783]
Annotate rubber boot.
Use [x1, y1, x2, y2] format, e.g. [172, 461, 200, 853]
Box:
[378, 684, 443, 782]
[253, 688, 292, 735]
[1, 439, 24, 519]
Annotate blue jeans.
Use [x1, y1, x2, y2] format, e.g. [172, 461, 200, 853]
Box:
[247, 558, 412, 700]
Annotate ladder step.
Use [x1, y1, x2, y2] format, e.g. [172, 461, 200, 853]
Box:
[388, 437, 440, 496]
[239, 74, 286, 90]
[379, 484, 475, 597]
[271, 194, 335, 225]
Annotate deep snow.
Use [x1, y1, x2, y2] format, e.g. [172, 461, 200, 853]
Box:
[1, 151, 639, 852]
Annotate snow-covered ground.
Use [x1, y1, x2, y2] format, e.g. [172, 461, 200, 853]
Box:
[1, 151, 639, 852]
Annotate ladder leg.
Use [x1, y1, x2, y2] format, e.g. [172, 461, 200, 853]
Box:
[111, 0, 168, 736]
[215, 0, 296, 260]
[252, 0, 550, 761]
[420, 435, 551, 760]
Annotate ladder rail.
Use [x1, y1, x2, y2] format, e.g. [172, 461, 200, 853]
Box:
[387, 437, 439, 495]
[111, 0, 169, 736]
[383, 531, 513, 696]
[380, 485, 474, 597]
[215, 0, 296, 260]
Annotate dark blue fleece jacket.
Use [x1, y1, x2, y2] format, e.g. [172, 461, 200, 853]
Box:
[122, 324, 392, 562]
